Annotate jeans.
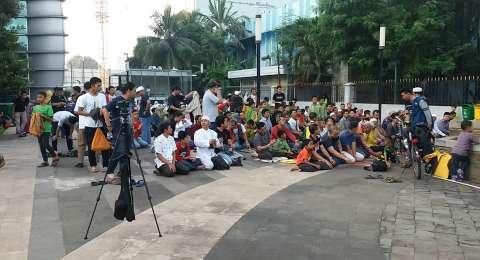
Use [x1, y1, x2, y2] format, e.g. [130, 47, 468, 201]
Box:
[14, 111, 27, 134]
[107, 130, 131, 175]
[140, 116, 152, 144]
[38, 132, 56, 162]
[133, 137, 149, 148]
[52, 122, 73, 152]
[450, 153, 470, 180]
[85, 126, 111, 167]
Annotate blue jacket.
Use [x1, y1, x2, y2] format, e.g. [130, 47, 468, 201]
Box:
[411, 96, 430, 128]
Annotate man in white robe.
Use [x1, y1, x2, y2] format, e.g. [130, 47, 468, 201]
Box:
[194, 116, 221, 170]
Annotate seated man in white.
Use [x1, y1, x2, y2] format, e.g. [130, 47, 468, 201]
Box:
[193, 116, 221, 170]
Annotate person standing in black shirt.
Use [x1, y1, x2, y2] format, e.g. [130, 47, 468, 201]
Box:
[272, 85, 286, 108]
[167, 86, 185, 117]
[13, 90, 29, 137]
[51, 87, 67, 113]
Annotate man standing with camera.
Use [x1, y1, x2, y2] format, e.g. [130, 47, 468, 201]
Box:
[104, 82, 137, 178]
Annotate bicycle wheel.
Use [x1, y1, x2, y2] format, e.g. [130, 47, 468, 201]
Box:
[411, 145, 422, 179]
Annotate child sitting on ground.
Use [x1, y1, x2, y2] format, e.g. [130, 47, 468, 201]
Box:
[271, 130, 295, 158]
[175, 131, 205, 172]
[295, 139, 333, 172]
[132, 111, 149, 148]
[450, 120, 479, 181]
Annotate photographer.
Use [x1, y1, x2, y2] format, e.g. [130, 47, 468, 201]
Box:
[104, 82, 136, 177]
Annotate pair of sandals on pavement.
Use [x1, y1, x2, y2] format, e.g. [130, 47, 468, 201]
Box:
[364, 173, 402, 183]
[38, 157, 59, 167]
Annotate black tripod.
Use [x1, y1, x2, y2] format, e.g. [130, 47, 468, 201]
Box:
[84, 113, 162, 239]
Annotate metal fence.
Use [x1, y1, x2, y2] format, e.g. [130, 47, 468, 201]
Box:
[223, 76, 480, 106]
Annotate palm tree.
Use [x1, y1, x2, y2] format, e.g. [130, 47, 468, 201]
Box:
[200, 0, 247, 44]
[146, 6, 199, 69]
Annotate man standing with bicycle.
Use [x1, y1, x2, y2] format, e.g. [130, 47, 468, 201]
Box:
[400, 88, 434, 157]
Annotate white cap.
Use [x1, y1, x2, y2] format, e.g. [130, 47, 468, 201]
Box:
[234, 90, 241, 95]
[432, 114, 438, 118]
[201, 115, 210, 121]
[412, 87, 423, 93]
[370, 118, 378, 122]
[136, 86, 145, 93]
[330, 112, 336, 117]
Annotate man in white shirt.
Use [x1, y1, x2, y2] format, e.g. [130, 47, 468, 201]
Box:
[259, 109, 272, 134]
[52, 110, 77, 154]
[73, 81, 90, 168]
[202, 80, 222, 129]
[76, 77, 110, 173]
[194, 116, 221, 170]
[153, 122, 177, 177]
[288, 110, 301, 135]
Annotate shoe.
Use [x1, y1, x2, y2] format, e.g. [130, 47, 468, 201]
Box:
[90, 167, 99, 173]
[37, 162, 49, 167]
[75, 162, 84, 168]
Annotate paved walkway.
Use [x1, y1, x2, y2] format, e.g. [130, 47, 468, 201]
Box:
[62, 165, 324, 259]
[0, 131, 38, 260]
[1, 129, 480, 260]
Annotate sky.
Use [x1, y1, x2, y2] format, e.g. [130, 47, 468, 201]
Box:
[63, 0, 193, 70]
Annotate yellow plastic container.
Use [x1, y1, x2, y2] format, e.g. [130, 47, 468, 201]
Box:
[475, 104, 480, 120]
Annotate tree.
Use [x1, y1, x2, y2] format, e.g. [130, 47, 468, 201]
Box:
[146, 6, 200, 69]
[200, 0, 247, 46]
[0, 0, 28, 95]
[67, 55, 99, 69]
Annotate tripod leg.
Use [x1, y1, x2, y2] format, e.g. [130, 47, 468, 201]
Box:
[84, 171, 109, 240]
[131, 136, 162, 237]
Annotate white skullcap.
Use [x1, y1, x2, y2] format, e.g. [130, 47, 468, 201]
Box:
[412, 87, 423, 93]
[234, 90, 241, 95]
[201, 115, 210, 121]
[136, 86, 145, 92]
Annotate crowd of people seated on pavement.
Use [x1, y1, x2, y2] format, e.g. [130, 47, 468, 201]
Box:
[6, 77, 478, 184]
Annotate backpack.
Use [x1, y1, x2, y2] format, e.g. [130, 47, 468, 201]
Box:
[371, 159, 388, 172]
[212, 155, 230, 170]
[29, 113, 43, 137]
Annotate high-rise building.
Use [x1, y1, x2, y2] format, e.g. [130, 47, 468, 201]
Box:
[9, 0, 67, 94]
[194, 0, 318, 94]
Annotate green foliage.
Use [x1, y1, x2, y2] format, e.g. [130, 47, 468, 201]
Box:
[280, 0, 480, 82]
[131, 0, 247, 83]
[0, 0, 28, 95]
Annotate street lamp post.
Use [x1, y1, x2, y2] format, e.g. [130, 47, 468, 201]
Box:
[255, 14, 262, 106]
[124, 53, 130, 85]
[378, 26, 386, 120]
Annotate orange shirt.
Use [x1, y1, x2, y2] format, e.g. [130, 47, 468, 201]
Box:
[296, 148, 312, 165]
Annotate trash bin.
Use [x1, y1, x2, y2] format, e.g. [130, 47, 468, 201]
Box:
[0, 103, 14, 118]
[475, 104, 480, 120]
[462, 104, 475, 120]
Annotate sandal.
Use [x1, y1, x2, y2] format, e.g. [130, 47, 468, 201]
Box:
[51, 157, 60, 167]
[38, 162, 49, 167]
[384, 177, 402, 183]
[365, 174, 376, 179]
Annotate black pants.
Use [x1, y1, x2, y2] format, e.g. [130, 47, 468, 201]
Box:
[38, 133, 56, 163]
[52, 122, 73, 151]
[85, 126, 111, 167]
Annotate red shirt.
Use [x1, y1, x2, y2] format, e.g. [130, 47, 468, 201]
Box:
[175, 142, 191, 161]
[133, 119, 142, 138]
[296, 148, 312, 165]
[271, 125, 296, 142]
